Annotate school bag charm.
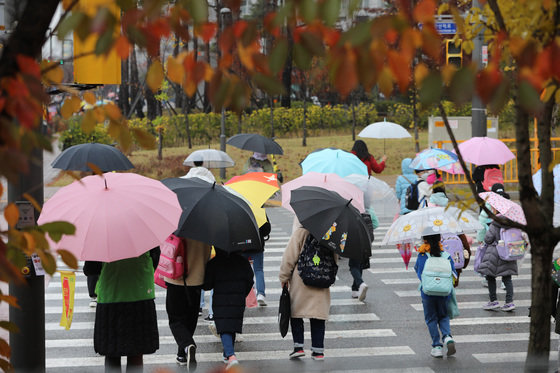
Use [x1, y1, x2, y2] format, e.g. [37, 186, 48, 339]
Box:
[496, 228, 527, 261]
[297, 235, 338, 288]
[552, 258, 560, 286]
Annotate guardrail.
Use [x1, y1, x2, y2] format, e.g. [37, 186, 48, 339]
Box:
[432, 138, 560, 184]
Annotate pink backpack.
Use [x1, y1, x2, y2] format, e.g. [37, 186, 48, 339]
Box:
[482, 168, 504, 191]
[154, 234, 187, 288]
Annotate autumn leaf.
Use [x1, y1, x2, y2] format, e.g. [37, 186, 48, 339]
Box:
[4, 203, 19, 228]
[87, 162, 103, 175]
[0, 338, 10, 358]
[414, 63, 429, 86]
[57, 249, 78, 270]
[23, 193, 41, 213]
[378, 67, 394, 98]
[37, 250, 56, 275]
[16, 55, 41, 78]
[413, 0, 436, 23]
[69, 96, 81, 113]
[41, 62, 64, 84]
[167, 54, 185, 84]
[83, 92, 96, 105]
[147, 60, 164, 92]
[115, 35, 131, 59]
[388, 51, 410, 93]
[196, 22, 217, 43]
[104, 103, 122, 121]
[132, 128, 156, 149]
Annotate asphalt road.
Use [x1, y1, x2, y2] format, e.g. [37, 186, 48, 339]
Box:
[42, 207, 554, 373]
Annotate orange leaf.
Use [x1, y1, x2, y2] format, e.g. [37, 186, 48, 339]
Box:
[83, 92, 96, 105]
[69, 96, 81, 113]
[441, 64, 457, 86]
[167, 54, 185, 84]
[115, 35, 131, 59]
[413, 0, 436, 23]
[0, 294, 19, 308]
[22, 232, 35, 251]
[22, 193, 41, 213]
[233, 21, 248, 38]
[41, 61, 64, 84]
[196, 22, 217, 43]
[334, 46, 358, 98]
[384, 29, 398, 45]
[104, 103, 122, 121]
[62, 0, 73, 10]
[16, 55, 40, 78]
[2, 77, 29, 97]
[4, 203, 19, 228]
[388, 51, 411, 93]
[147, 60, 164, 92]
[378, 67, 394, 97]
[184, 78, 197, 97]
[60, 98, 75, 120]
[475, 66, 502, 104]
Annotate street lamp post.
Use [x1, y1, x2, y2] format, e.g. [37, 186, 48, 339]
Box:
[219, 7, 232, 180]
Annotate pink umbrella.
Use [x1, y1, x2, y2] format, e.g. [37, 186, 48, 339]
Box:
[458, 137, 515, 165]
[281, 172, 365, 213]
[479, 191, 526, 224]
[396, 242, 413, 269]
[37, 173, 182, 262]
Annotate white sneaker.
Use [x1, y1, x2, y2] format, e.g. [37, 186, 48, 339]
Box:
[89, 298, 97, 308]
[351, 291, 359, 298]
[431, 346, 443, 358]
[443, 335, 456, 356]
[257, 294, 267, 306]
[208, 323, 219, 338]
[358, 283, 368, 301]
[235, 333, 244, 342]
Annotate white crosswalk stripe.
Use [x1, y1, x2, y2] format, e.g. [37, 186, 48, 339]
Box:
[44, 211, 554, 371]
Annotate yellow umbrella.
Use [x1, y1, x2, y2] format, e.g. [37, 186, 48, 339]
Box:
[223, 185, 268, 227]
[225, 172, 280, 227]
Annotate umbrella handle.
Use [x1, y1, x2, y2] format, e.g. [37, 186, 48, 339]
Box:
[346, 198, 353, 207]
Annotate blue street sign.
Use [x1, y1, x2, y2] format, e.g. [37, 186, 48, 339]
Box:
[435, 22, 457, 35]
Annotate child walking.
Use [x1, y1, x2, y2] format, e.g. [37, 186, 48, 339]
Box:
[203, 248, 254, 370]
[415, 233, 457, 358]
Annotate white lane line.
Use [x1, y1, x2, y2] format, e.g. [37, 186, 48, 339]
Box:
[453, 333, 558, 343]
[46, 346, 415, 368]
[473, 351, 557, 364]
[451, 316, 529, 326]
[46, 328, 397, 348]
[410, 299, 532, 311]
[395, 286, 531, 297]
[382, 274, 532, 285]
[45, 313, 380, 330]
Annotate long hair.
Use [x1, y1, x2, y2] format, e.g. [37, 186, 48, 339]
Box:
[423, 234, 441, 257]
[351, 140, 370, 160]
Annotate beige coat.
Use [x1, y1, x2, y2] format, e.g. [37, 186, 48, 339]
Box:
[164, 238, 212, 286]
[279, 223, 333, 320]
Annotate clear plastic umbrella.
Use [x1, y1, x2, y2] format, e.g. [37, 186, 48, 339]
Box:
[344, 174, 399, 219]
[183, 149, 235, 168]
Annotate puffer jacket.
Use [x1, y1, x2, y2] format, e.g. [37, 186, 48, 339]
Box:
[428, 192, 449, 207]
[477, 220, 518, 277]
[395, 158, 416, 215]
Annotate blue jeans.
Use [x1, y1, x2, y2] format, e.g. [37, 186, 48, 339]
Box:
[242, 252, 265, 296]
[200, 290, 213, 316]
[421, 296, 451, 347]
[348, 258, 363, 291]
[220, 332, 235, 358]
[290, 318, 325, 353]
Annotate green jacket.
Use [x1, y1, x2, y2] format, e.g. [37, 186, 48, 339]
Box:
[96, 253, 155, 304]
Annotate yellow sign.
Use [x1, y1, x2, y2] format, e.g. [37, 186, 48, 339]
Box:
[73, 0, 121, 84]
[434, 121, 444, 127]
[59, 271, 76, 330]
[487, 119, 492, 129]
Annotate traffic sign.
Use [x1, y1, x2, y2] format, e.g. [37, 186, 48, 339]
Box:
[436, 21, 457, 34]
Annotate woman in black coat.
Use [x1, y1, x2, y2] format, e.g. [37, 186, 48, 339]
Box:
[203, 248, 254, 368]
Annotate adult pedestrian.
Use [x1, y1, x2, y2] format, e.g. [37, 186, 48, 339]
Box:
[163, 238, 212, 367]
[93, 249, 160, 372]
[83, 261, 102, 307]
[351, 139, 386, 175]
[181, 160, 215, 182]
[414, 234, 457, 358]
[243, 152, 274, 173]
[203, 248, 254, 370]
[242, 216, 271, 306]
[279, 218, 336, 361]
[395, 158, 415, 215]
[348, 208, 377, 301]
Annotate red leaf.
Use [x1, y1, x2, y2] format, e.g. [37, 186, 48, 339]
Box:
[384, 29, 398, 45]
[388, 51, 411, 93]
[233, 21, 248, 38]
[114, 35, 131, 59]
[16, 55, 41, 78]
[149, 19, 171, 38]
[475, 66, 503, 104]
[197, 22, 217, 43]
[552, 39, 560, 81]
[322, 28, 341, 48]
[334, 46, 358, 98]
[264, 12, 280, 38]
[2, 77, 29, 98]
[413, 0, 436, 23]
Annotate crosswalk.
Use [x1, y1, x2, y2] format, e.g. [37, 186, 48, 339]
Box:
[44, 207, 556, 372]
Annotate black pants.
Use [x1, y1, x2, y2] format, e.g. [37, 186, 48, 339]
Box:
[86, 274, 99, 298]
[165, 283, 201, 357]
[105, 355, 142, 372]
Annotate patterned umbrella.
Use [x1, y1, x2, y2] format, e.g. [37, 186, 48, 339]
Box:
[410, 148, 458, 171]
[479, 192, 527, 224]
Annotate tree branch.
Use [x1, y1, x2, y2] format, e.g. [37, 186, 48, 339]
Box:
[537, 96, 556, 224]
[44, 0, 80, 43]
[486, 0, 508, 33]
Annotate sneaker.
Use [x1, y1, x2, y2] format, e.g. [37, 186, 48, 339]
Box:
[358, 282, 368, 301]
[351, 291, 359, 299]
[501, 282, 506, 290]
[198, 307, 203, 316]
[482, 301, 500, 310]
[208, 323, 219, 338]
[482, 278, 488, 287]
[311, 352, 325, 361]
[186, 344, 196, 365]
[257, 294, 267, 306]
[501, 302, 516, 312]
[176, 355, 188, 366]
[204, 314, 214, 321]
[443, 335, 456, 356]
[431, 346, 443, 358]
[225, 355, 239, 370]
[235, 333, 244, 342]
[289, 348, 305, 359]
[89, 298, 97, 308]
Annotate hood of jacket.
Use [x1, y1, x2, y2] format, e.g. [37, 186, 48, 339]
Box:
[401, 158, 415, 176]
[429, 192, 449, 207]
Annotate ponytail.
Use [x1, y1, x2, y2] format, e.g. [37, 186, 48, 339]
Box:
[423, 234, 442, 257]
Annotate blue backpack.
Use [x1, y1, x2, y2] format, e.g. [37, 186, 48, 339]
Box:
[421, 252, 453, 296]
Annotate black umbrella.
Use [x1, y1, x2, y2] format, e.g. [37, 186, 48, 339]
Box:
[227, 133, 284, 155]
[51, 143, 134, 172]
[289, 186, 372, 260]
[161, 177, 262, 253]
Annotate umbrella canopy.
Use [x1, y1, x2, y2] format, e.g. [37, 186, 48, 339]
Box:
[344, 174, 399, 218]
[183, 149, 235, 168]
[290, 186, 372, 260]
[410, 148, 458, 170]
[397, 242, 413, 269]
[381, 206, 482, 245]
[458, 137, 515, 166]
[227, 133, 284, 155]
[162, 177, 262, 253]
[37, 173, 182, 262]
[300, 148, 368, 177]
[533, 165, 560, 203]
[51, 143, 134, 172]
[281, 172, 365, 213]
[479, 192, 527, 224]
[438, 161, 465, 175]
[358, 120, 411, 139]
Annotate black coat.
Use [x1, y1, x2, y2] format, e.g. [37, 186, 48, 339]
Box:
[203, 252, 254, 334]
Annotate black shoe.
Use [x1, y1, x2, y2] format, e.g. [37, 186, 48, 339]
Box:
[186, 344, 196, 364]
[176, 355, 188, 366]
[289, 348, 305, 359]
[204, 314, 214, 321]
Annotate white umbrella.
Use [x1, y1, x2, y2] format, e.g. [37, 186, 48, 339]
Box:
[532, 164, 560, 204]
[183, 149, 235, 168]
[358, 119, 412, 152]
[344, 174, 399, 219]
[381, 206, 482, 245]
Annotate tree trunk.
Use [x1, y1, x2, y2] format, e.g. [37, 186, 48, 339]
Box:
[118, 58, 130, 116]
[130, 47, 145, 118]
[145, 58, 159, 120]
[203, 42, 211, 112]
[351, 97, 356, 141]
[269, 97, 275, 138]
[157, 127, 163, 160]
[302, 90, 307, 146]
[280, 27, 293, 108]
[172, 33, 184, 111]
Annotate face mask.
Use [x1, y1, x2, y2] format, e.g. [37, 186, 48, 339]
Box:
[426, 173, 437, 184]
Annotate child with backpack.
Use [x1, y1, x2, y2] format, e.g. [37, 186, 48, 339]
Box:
[395, 158, 415, 215]
[203, 248, 254, 370]
[414, 233, 457, 358]
[279, 219, 338, 361]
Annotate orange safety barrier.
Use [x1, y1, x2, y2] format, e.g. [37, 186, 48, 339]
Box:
[432, 138, 560, 185]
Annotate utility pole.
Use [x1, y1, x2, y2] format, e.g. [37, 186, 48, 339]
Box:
[471, 0, 487, 137]
[219, 7, 232, 180]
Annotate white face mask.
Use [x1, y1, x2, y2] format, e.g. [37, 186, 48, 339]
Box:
[419, 170, 434, 181]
